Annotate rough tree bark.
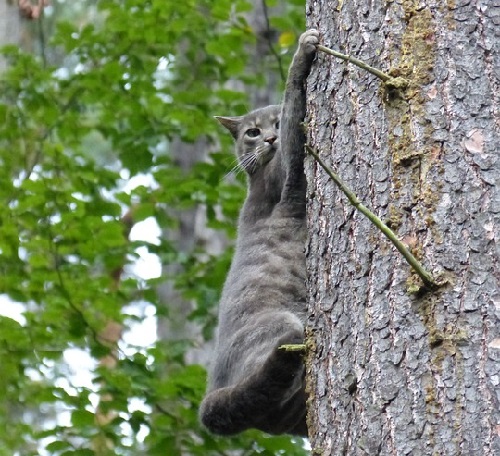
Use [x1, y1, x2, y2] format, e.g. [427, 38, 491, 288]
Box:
[305, 1, 499, 455]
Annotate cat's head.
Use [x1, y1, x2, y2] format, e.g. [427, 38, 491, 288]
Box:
[216, 105, 281, 174]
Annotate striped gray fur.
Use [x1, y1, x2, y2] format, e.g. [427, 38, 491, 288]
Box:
[199, 29, 319, 437]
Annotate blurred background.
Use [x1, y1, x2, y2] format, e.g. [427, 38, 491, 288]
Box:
[0, 0, 308, 454]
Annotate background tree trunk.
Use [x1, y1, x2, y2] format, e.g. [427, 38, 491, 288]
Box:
[0, 1, 21, 71]
[157, 0, 283, 364]
[305, 1, 499, 455]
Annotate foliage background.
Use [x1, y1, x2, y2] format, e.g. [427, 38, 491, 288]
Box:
[0, 0, 308, 454]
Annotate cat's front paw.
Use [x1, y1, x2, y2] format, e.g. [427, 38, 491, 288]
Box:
[298, 29, 319, 57]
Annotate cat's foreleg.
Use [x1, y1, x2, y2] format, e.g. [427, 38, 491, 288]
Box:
[280, 29, 319, 209]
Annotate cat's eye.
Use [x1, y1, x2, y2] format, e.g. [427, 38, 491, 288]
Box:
[245, 128, 261, 138]
[275, 121, 280, 129]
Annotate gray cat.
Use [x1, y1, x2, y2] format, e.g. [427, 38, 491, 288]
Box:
[199, 29, 319, 437]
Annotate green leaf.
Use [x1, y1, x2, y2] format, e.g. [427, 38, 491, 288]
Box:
[46, 440, 72, 452]
[71, 409, 95, 427]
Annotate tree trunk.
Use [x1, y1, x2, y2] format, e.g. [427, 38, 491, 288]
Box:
[305, 1, 499, 455]
[0, 1, 21, 71]
[156, 136, 224, 366]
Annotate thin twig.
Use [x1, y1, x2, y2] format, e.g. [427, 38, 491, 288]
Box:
[261, 0, 286, 83]
[279, 344, 306, 352]
[317, 44, 408, 89]
[38, 4, 47, 68]
[306, 144, 439, 290]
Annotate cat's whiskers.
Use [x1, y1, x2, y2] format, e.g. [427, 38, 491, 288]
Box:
[251, 143, 274, 172]
[222, 156, 246, 181]
[222, 143, 274, 180]
[240, 150, 259, 173]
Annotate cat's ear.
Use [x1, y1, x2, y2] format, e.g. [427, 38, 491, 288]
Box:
[215, 116, 242, 140]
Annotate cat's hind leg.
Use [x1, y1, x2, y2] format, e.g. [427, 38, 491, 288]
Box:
[200, 329, 305, 436]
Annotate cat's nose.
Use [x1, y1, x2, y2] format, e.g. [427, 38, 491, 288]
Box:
[265, 135, 277, 145]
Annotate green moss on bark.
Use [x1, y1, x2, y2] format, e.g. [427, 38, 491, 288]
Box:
[383, 5, 445, 290]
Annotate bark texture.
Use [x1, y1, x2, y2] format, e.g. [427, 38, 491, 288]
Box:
[304, 1, 499, 455]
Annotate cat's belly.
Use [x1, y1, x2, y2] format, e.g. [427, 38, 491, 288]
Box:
[218, 215, 307, 333]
